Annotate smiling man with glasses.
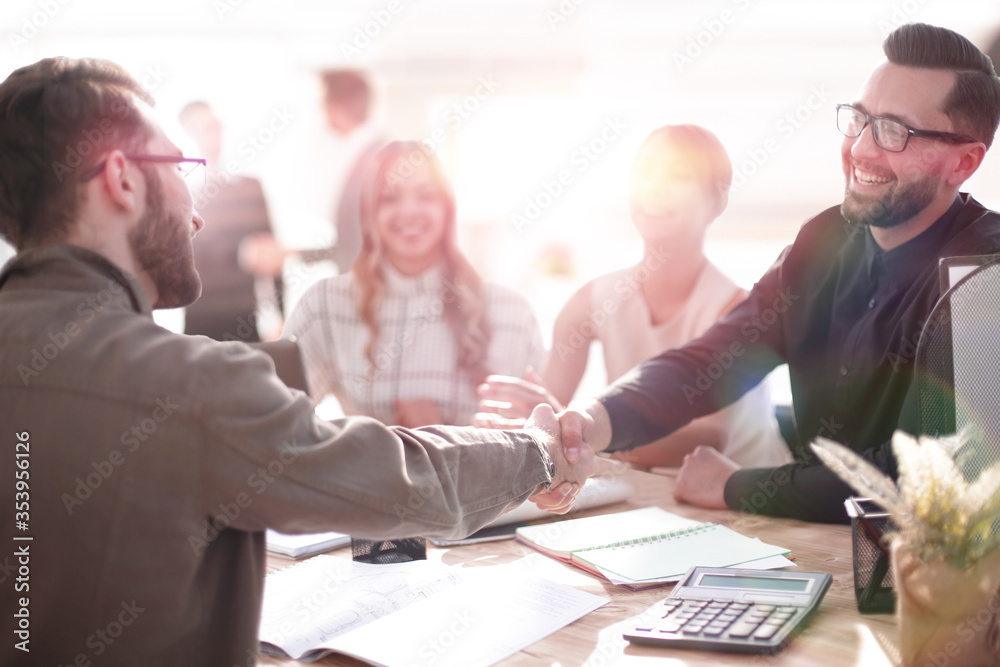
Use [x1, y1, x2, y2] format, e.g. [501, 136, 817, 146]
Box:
[533, 23, 1000, 525]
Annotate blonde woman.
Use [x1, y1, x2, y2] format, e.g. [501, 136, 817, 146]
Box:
[283, 141, 544, 427]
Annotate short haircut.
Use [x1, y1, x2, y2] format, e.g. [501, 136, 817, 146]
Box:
[0, 57, 154, 249]
[642, 124, 733, 200]
[320, 69, 371, 124]
[883, 23, 1000, 149]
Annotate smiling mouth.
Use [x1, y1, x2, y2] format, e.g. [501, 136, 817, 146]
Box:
[393, 222, 429, 239]
[853, 166, 893, 186]
[633, 205, 674, 220]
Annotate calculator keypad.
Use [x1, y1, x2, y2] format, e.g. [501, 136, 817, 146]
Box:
[634, 598, 801, 646]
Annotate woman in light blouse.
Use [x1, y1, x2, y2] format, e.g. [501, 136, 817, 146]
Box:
[476, 125, 790, 469]
[283, 141, 544, 427]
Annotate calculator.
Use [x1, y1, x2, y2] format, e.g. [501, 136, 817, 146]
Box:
[623, 566, 832, 654]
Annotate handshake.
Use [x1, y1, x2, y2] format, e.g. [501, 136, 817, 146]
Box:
[475, 374, 612, 515]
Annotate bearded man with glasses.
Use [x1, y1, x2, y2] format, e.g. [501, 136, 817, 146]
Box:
[0, 57, 593, 666]
[532, 22, 1000, 524]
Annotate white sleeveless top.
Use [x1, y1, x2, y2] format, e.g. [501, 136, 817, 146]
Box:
[592, 261, 791, 467]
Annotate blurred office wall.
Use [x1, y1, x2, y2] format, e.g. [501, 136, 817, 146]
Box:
[2, 0, 999, 330]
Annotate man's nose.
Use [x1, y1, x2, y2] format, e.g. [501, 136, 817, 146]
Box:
[850, 123, 883, 160]
[192, 210, 206, 235]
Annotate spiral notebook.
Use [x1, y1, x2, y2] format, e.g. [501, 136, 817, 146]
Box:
[515, 507, 791, 588]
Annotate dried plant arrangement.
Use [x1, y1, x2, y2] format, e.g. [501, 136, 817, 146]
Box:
[812, 430, 1000, 667]
[811, 430, 1000, 569]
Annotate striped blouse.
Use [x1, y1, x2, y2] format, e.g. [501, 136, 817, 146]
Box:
[283, 263, 545, 426]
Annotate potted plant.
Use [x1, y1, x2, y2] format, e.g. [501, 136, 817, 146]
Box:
[811, 431, 1000, 667]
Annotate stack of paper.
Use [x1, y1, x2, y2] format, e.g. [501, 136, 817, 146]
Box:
[265, 529, 351, 559]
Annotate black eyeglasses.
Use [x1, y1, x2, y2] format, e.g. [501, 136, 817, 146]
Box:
[835, 103, 978, 153]
[80, 154, 207, 187]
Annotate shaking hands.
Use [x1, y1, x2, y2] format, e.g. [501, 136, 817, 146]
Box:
[521, 403, 595, 514]
[481, 373, 615, 514]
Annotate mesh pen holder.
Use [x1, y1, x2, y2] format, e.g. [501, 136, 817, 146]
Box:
[351, 537, 426, 564]
[844, 497, 896, 614]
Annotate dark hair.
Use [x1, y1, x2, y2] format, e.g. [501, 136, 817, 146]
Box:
[320, 69, 371, 124]
[0, 57, 154, 249]
[883, 23, 1000, 149]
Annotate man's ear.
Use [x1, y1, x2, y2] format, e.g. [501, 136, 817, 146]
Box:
[101, 150, 141, 212]
[947, 141, 987, 187]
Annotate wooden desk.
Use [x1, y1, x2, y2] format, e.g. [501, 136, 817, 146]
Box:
[258, 460, 901, 666]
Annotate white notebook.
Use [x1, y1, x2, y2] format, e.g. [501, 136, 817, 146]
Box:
[265, 529, 350, 559]
[516, 507, 791, 587]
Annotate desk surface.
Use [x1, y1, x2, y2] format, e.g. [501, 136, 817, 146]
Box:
[257, 460, 901, 667]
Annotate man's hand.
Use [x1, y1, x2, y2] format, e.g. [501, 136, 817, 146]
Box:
[523, 403, 595, 514]
[474, 369, 562, 430]
[674, 445, 739, 509]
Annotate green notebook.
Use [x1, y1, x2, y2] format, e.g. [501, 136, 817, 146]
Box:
[516, 507, 790, 586]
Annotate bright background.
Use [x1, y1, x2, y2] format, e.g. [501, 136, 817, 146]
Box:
[3, 0, 1000, 401]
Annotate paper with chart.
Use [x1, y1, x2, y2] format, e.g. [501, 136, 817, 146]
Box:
[258, 555, 607, 665]
[258, 556, 462, 661]
[325, 557, 608, 667]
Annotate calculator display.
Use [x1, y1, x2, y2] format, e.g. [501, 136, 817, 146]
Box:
[699, 574, 810, 592]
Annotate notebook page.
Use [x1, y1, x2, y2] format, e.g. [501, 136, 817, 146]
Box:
[575, 524, 790, 583]
[515, 506, 702, 555]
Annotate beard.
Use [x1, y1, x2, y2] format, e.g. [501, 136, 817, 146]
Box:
[840, 173, 936, 229]
[127, 168, 202, 309]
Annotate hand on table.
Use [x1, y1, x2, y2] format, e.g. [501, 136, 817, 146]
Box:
[523, 404, 596, 514]
[394, 398, 442, 428]
[674, 445, 739, 510]
[474, 368, 562, 430]
[238, 233, 290, 277]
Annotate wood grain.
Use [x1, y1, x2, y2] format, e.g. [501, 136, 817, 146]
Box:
[258, 459, 900, 666]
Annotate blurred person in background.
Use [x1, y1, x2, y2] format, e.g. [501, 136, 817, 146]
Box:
[282, 140, 545, 427]
[241, 69, 384, 283]
[477, 124, 791, 470]
[179, 101, 282, 341]
[321, 68, 385, 272]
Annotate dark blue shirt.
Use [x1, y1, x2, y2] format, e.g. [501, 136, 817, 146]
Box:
[600, 194, 1000, 522]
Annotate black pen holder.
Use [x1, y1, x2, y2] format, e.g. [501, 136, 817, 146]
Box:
[351, 537, 426, 564]
[844, 497, 896, 614]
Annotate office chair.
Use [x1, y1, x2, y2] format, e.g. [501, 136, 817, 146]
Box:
[914, 255, 1000, 484]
